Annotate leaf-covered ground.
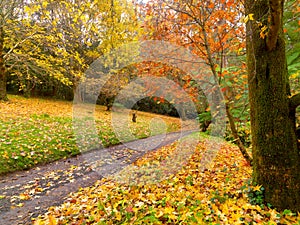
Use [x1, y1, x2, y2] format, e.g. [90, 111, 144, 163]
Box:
[0, 95, 181, 174]
[33, 137, 300, 225]
[0, 130, 193, 221]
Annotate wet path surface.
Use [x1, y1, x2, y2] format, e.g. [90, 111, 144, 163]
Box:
[0, 130, 197, 225]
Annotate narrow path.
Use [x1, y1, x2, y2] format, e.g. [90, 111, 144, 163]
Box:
[0, 130, 197, 225]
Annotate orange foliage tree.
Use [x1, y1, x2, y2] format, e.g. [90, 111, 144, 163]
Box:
[134, 61, 208, 118]
[139, 0, 252, 163]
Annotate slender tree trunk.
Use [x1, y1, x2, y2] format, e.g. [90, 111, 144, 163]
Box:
[198, 20, 252, 163]
[73, 83, 82, 103]
[0, 27, 8, 101]
[246, 0, 300, 211]
[225, 103, 252, 165]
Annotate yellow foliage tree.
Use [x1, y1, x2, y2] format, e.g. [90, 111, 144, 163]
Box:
[0, 0, 141, 100]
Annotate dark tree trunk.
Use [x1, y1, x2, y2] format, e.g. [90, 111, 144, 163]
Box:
[0, 27, 8, 101]
[132, 112, 137, 122]
[246, 0, 300, 211]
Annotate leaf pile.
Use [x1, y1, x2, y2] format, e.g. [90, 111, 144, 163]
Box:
[33, 140, 300, 224]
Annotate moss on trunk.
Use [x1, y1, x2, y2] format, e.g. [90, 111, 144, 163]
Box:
[246, 0, 300, 212]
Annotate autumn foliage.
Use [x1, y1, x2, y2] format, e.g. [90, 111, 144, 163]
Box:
[33, 138, 300, 224]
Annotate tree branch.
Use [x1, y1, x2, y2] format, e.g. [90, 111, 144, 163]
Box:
[289, 93, 300, 111]
[3, 32, 38, 60]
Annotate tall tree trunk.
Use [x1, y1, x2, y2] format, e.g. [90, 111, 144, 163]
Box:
[246, 0, 300, 211]
[0, 27, 8, 101]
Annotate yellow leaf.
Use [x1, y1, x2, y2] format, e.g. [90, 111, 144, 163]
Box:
[57, 33, 63, 39]
[19, 193, 31, 200]
[24, 6, 31, 14]
[244, 13, 254, 23]
[290, 73, 299, 79]
[33, 219, 44, 225]
[249, 14, 254, 20]
[252, 185, 262, 191]
[48, 215, 57, 225]
[261, 25, 268, 32]
[260, 31, 268, 39]
[164, 206, 174, 214]
[42, 1, 48, 8]
[115, 211, 122, 221]
[235, 94, 242, 100]
[16, 203, 24, 207]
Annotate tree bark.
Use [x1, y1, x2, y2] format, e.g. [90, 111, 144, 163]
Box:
[0, 26, 8, 101]
[246, 0, 300, 211]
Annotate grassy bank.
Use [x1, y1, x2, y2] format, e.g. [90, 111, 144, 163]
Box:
[0, 95, 182, 174]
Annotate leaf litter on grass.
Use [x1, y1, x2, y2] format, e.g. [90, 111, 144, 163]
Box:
[33, 138, 300, 225]
[0, 95, 182, 174]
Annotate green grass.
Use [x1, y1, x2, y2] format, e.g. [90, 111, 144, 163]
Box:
[0, 115, 77, 174]
[0, 95, 182, 174]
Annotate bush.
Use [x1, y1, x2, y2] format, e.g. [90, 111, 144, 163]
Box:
[225, 122, 251, 148]
[197, 111, 212, 132]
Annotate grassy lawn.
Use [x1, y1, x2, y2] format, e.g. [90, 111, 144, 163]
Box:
[0, 95, 182, 175]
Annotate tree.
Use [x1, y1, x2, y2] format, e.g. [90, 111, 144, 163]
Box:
[141, 0, 252, 164]
[245, 0, 300, 211]
[29, 0, 140, 100]
[1, 0, 74, 99]
[134, 61, 208, 115]
[5, 9, 70, 97]
[98, 66, 136, 110]
[0, 0, 140, 100]
[0, 0, 25, 100]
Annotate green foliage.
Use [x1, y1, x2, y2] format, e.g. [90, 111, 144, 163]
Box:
[197, 111, 212, 132]
[219, 64, 251, 147]
[197, 111, 212, 124]
[225, 122, 251, 148]
[210, 190, 228, 204]
[240, 179, 267, 208]
[247, 186, 265, 207]
[284, 0, 300, 93]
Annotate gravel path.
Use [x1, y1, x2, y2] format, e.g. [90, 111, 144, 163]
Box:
[0, 130, 197, 225]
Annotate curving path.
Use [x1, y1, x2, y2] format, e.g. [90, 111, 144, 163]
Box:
[0, 130, 197, 225]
